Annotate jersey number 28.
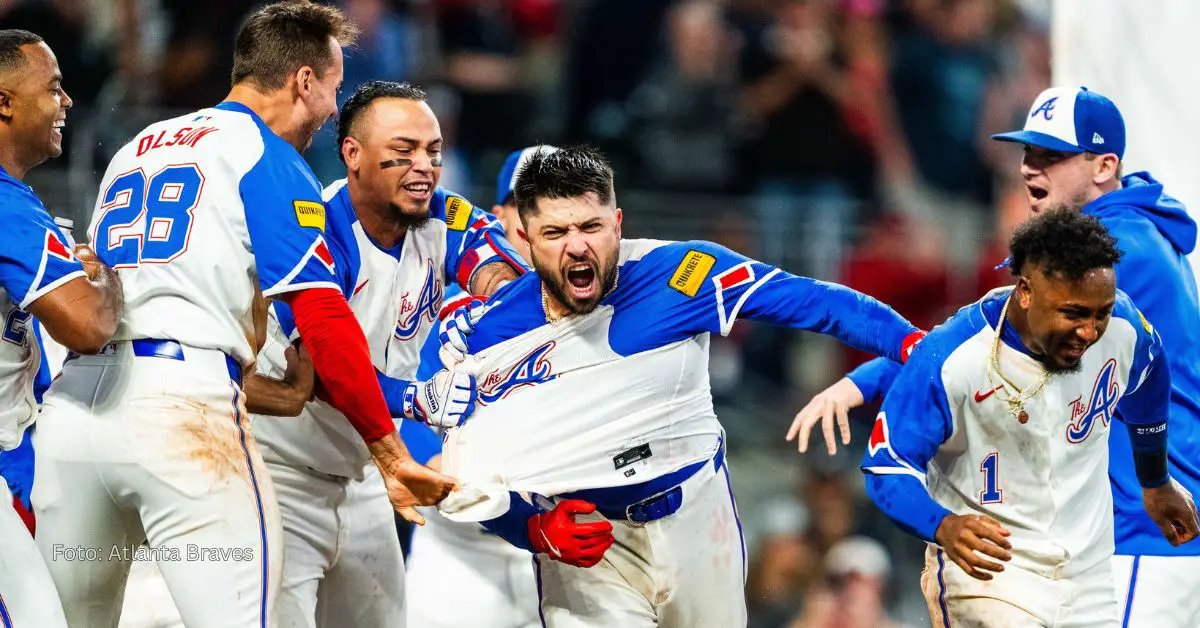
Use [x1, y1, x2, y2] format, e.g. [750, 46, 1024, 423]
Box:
[94, 164, 204, 266]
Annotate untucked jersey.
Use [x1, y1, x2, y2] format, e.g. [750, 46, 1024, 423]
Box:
[87, 102, 340, 367]
[254, 181, 520, 479]
[0, 166, 85, 449]
[862, 288, 1167, 578]
[416, 239, 918, 519]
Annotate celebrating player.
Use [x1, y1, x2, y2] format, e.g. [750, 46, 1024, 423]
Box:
[404, 146, 552, 628]
[418, 146, 926, 627]
[863, 208, 1198, 626]
[248, 80, 525, 627]
[0, 29, 123, 627]
[793, 86, 1200, 626]
[30, 4, 454, 627]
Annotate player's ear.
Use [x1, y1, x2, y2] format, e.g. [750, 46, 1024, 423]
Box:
[1093, 154, 1120, 186]
[614, 208, 623, 237]
[0, 88, 14, 120]
[341, 136, 360, 170]
[1015, 275, 1033, 309]
[294, 65, 315, 100]
[517, 227, 528, 243]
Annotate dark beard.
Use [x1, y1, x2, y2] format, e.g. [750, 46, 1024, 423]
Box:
[538, 257, 619, 316]
[391, 202, 431, 231]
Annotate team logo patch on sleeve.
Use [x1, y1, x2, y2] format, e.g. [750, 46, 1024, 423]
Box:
[1138, 309, 1153, 334]
[293, 200, 326, 232]
[445, 197, 473, 231]
[669, 250, 716, 297]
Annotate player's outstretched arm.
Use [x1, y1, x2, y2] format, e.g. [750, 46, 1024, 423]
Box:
[28, 244, 123, 354]
[786, 357, 903, 455]
[654, 241, 923, 363]
[283, 287, 458, 524]
[469, 261, 520, 297]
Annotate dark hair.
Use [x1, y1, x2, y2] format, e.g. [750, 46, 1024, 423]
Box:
[335, 80, 426, 161]
[1009, 207, 1122, 280]
[513, 146, 615, 221]
[0, 30, 43, 75]
[231, 1, 358, 91]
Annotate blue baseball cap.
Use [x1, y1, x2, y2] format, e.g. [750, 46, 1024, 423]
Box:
[992, 86, 1125, 159]
[496, 145, 559, 206]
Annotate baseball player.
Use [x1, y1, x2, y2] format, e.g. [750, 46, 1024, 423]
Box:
[0, 29, 125, 627]
[249, 80, 525, 628]
[420, 146, 927, 627]
[794, 87, 1200, 627]
[404, 146, 553, 628]
[30, 5, 454, 627]
[863, 207, 1199, 626]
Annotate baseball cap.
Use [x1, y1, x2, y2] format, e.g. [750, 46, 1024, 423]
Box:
[991, 86, 1125, 159]
[496, 145, 558, 206]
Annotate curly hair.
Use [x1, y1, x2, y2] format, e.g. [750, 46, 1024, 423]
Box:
[513, 145, 614, 222]
[1009, 207, 1123, 280]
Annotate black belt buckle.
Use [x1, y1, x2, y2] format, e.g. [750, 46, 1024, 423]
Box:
[624, 485, 683, 525]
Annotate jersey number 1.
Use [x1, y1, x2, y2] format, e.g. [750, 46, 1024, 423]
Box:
[94, 164, 205, 266]
[979, 451, 1003, 504]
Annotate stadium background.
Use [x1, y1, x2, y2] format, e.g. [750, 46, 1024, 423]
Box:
[4, 0, 1194, 626]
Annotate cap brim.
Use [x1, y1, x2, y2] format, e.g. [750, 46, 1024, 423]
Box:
[990, 130, 1084, 153]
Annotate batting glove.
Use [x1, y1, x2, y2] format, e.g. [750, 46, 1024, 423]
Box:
[401, 370, 477, 428]
[438, 297, 487, 367]
[528, 499, 614, 568]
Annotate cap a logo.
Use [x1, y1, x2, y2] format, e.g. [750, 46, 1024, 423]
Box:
[1031, 97, 1058, 121]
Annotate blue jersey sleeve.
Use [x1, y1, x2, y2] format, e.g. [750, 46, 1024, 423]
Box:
[860, 338, 957, 543]
[1113, 294, 1171, 456]
[0, 187, 86, 309]
[848, 357, 903, 404]
[434, 190, 528, 292]
[241, 148, 342, 298]
[613, 241, 918, 360]
[480, 495, 539, 553]
[398, 420, 443, 466]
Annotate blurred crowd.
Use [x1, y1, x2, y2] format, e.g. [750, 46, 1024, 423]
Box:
[1, 0, 1054, 625]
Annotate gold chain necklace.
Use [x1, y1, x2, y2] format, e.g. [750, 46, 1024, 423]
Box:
[987, 293, 1049, 424]
[541, 268, 619, 323]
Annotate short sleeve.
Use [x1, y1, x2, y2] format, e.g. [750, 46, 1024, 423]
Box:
[436, 191, 528, 290]
[0, 190, 86, 309]
[240, 149, 342, 298]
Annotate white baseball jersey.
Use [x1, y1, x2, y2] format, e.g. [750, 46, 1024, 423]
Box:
[87, 102, 341, 366]
[863, 287, 1168, 580]
[254, 180, 519, 479]
[415, 238, 917, 520]
[0, 167, 85, 451]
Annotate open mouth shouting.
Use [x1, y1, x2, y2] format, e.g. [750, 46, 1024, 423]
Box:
[1026, 182, 1049, 207]
[564, 262, 598, 301]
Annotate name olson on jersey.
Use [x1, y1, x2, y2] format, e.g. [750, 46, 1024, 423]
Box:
[1066, 358, 1121, 443]
[394, 260, 443, 340]
[477, 341, 559, 405]
[136, 126, 220, 156]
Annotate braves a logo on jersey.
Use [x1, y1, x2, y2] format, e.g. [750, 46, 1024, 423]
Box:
[1066, 358, 1120, 443]
[395, 259, 443, 340]
[478, 341, 559, 405]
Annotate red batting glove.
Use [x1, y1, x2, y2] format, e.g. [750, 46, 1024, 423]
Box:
[528, 499, 614, 568]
